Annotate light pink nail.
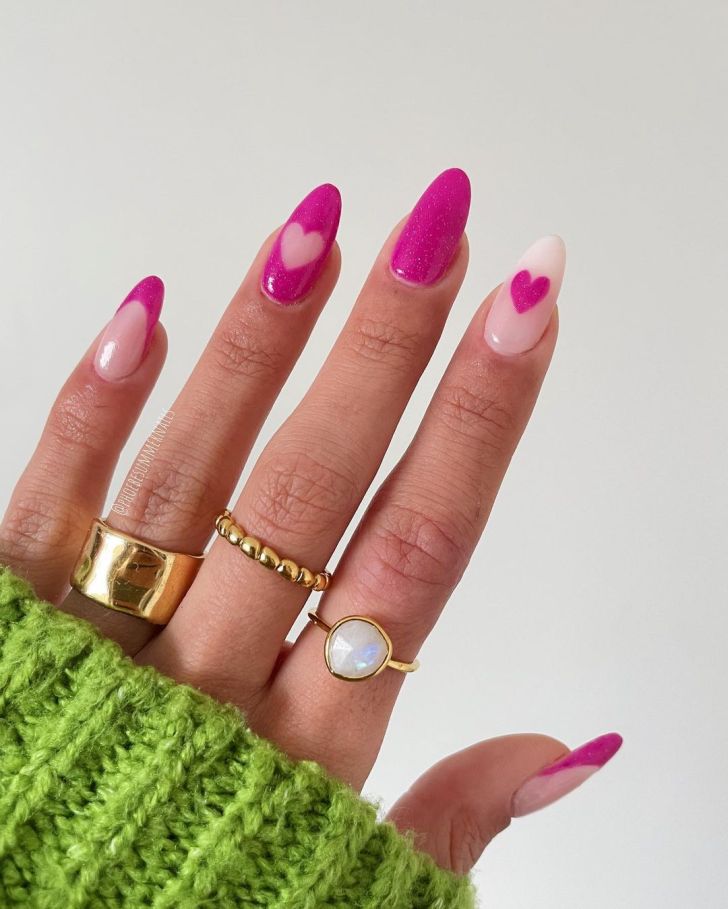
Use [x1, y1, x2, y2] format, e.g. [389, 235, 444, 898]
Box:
[94, 276, 164, 382]
[484, 235, 566, 355]
[511, 732, 623, 818]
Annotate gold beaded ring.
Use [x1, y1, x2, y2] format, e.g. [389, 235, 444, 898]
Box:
[214, 509, 331, 591]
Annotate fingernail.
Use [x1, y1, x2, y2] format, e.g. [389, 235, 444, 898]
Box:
[511, 732, 623, 818]
[94, 276, 164, 382]
[484, 235, 566, 355]
[390, 168, 471, 286]
[262, 183, 341, 305]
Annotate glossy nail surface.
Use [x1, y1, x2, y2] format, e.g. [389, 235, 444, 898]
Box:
[484, 235, 566, 355]
[512, 732, 623, 818]
[390, 168, 471, 286]
[94, 276, 164, 382]
[262, 183, 341, 305]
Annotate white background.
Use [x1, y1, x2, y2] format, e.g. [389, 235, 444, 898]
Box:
[1, 2, 726, 906]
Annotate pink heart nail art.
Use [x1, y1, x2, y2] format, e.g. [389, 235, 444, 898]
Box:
[280, 223, 326, 270]
[510, 269, 551, 314]
[484, 236, 565, 356]
[262, 183, 341, 305]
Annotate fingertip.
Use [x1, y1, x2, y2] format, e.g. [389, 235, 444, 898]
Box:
[389, 168, 471, 287]
[147, 320, 168, 361]
[511, 731, 624, 819]
[261, 182, 342, 305]
[482, 235, 566, 357]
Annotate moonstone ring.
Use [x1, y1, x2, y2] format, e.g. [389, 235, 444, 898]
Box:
[307, 611, 420, 681]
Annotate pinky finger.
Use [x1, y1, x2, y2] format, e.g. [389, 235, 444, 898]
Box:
[0, 276, 167, 602]
[386, 732, 623, 873]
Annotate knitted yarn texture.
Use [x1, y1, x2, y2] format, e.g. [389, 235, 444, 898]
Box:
[0, 567, 474, 908]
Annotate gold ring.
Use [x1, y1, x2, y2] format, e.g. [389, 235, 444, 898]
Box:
[308, 611, 420, 681]
[215, 509, 331, 591]
[70, 519, 204, 624]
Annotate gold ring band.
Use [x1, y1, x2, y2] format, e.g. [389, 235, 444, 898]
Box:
[308, 611, 420, 681]
[70, 519, 204, 624]
[215, 509, 331, 591]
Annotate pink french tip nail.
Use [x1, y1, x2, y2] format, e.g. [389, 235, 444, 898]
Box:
[261, 183, 341, 305]
[94, 275, 164, 382]
[484, 235, 566, 355]
[511, 732, 623, 819]
[390, 167, 471, 287]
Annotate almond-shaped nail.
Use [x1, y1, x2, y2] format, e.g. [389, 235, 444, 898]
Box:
[511, 732, 623, 818]
[484, 235, 566, 355]
[262, 183, 341, 305]
[390, 168, 471, 286]
[94, 276, 164, 382]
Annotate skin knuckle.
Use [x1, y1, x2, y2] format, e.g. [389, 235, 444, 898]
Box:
[212, 321, 285, 382]
[129, 454, 214, 535]
[436, 383, 515, 453]
[158, 657, 259, 712]
[363, 503, 469, 602]
[248, 450, 361, 539]
[344, 316, 422, 371]
[46, 384, 110, 456]
[0, 493, 79, 564]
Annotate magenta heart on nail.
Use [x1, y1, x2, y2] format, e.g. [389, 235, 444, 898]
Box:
[510, 269, 551, 314]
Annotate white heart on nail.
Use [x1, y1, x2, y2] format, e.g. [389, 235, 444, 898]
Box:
[280, 222, 325, 270]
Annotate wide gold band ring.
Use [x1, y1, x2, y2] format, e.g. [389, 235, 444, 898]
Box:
[308, 611, 420, 681]
[70, 519, 204, 624]
[215, 509, 331, 591]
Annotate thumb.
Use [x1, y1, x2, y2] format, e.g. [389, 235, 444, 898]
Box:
[386, 732, 622, 873]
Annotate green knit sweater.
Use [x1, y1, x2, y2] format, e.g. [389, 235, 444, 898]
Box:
[0, 567, 474, 908]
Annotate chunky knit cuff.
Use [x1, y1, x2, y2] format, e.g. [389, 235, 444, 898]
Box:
[0, 568, 474, 908]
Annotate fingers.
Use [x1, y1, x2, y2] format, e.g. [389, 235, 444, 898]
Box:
[106, 183, 341, 551]
[270, 237, 565, 785]
[386, 732, 623, 873]
[144, 169, 472, 696]
[0, 277, 166, 602]
[62, 184, 342, 651]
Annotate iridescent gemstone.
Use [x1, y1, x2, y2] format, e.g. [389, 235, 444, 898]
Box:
[326, 618, 390, 680]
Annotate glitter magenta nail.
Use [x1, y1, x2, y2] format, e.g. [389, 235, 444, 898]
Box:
[262, 183, 341, 305]
[511, 732, 623, 818]
[390, 168, 471, 286]
[94, 276, 164, 382]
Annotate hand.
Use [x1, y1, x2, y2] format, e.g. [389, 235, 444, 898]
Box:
[0, 169, 620, 874]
